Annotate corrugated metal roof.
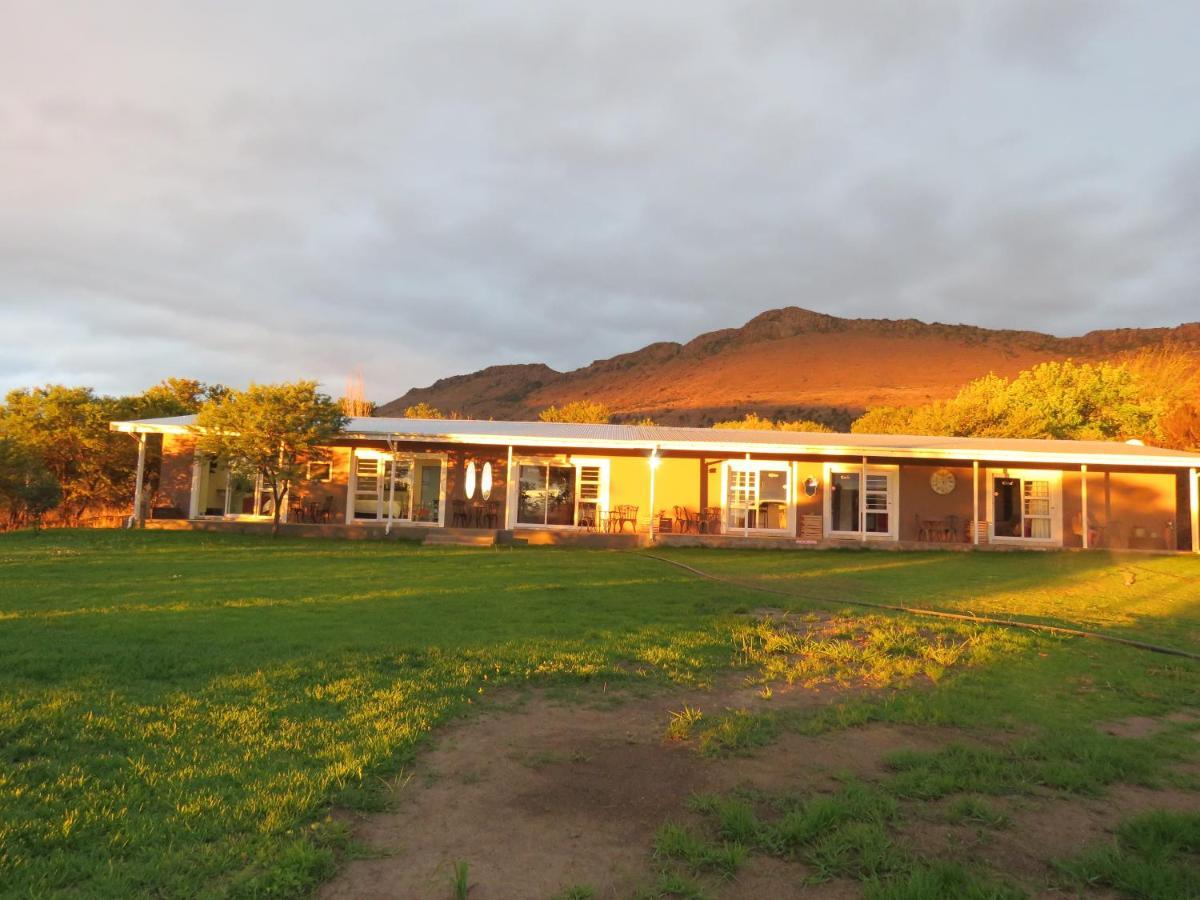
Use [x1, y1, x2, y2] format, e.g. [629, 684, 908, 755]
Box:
[110, 414, 1200, 467]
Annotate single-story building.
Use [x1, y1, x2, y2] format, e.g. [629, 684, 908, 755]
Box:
[111, 415, 1200, 552]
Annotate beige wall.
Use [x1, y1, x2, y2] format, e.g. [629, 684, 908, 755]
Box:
[896, 463, 976, 541]
[1062, 468, 1179, 550]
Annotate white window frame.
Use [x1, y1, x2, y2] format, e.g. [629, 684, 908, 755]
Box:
[189, 454, 285, 521]
[510, 455, 610, 529]
[719, 459, 794, 536]
[306, 460, 333, 482]
[823, 462, 899, 541]
[347, 448, 447, 526]
[986, 468, 1062, 546]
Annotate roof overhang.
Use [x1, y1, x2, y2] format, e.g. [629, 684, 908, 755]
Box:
[108, 417, 1200, 469]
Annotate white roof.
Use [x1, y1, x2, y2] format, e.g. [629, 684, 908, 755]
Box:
[110, 414, 1200, 468]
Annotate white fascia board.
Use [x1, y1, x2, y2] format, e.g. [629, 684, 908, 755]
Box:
[337, 429, 1200, 469]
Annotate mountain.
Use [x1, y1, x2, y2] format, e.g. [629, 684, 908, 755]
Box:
[378, 308, 1200, 428]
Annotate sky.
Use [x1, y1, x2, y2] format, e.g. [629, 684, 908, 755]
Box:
[1, 1, 1198, 402]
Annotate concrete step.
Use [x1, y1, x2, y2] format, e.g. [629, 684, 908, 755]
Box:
[422, 531, 498, 547]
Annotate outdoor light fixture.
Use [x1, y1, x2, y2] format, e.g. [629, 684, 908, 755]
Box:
[648, 451, 662, 469]
[480, 462, 493, 500]
[805, 476, 819, 496]
[464, 460, 477, 499]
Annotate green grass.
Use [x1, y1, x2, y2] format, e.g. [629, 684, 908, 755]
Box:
[1054, 810, 1200, 899]
[2, 531, 1199, 897]
[0, 531, 748, 897]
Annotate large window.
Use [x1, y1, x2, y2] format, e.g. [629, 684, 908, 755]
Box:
[192, 457, 278, 519]
[515, 459, 608, 528]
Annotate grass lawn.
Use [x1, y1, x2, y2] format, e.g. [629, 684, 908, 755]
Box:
[1, 531, 1198, 898]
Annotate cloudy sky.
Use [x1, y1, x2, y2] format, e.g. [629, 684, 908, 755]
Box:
[2, 1, 1198, 401]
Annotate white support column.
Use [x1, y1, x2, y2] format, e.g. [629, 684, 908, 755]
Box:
[386, 437, 397, 535]
[648, 449, 659, 540]
[128, 433, 147, 528]
[505, 445, 514, 529]
[1081, 464, 1089, 550]
[972, 460, 980, 546]
[744, 452, 751, 538]
[1190, 467, 1199, 554]
[860, 455, 867, 542]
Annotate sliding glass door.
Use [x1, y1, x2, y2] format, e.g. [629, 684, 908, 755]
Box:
[517, 463, 576, 526]
[825, 465, 897, 539]
[351, 451, 443, 524]
[192, 457, 278, 519]
[515, 459, 609, 528]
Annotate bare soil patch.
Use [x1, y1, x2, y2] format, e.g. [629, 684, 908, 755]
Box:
[322, 694, 1200, 899]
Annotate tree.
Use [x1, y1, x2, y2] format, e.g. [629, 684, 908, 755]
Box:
[341, 374, 376, 417]
[1161, 403, 1200, 451]
[538, 400, 611, 424]
[713, 413, 833, 433]
[0, 436, 62, 530]
[851, 361, 1161, 441]
[0, 386, 137, 524]
[403, 402, 445, 419]
[194, 382, 348, 535]
[132, 378, 228, 418]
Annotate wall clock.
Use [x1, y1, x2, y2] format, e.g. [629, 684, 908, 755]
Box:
[930, 468, 956, 495]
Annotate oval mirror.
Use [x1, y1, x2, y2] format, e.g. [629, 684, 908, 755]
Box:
[464, 460, 477, 500]
[480, 462, 493, 500]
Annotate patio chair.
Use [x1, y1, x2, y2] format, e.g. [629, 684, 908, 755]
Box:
[315, 496, 334, 524]
[617, 505, 639, 533]
[288, 498, 307, 524]
[451, 500, 469, 528]
[944, 514, 962, 542]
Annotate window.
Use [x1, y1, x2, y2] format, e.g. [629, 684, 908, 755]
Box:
[306, 460, 332, 482]
[515, 459, 608, 527]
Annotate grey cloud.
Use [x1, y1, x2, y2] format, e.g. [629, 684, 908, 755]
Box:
[0, 1, 1197, 401]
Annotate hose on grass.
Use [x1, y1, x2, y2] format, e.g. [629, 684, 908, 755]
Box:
[641, 553, 1200, 663]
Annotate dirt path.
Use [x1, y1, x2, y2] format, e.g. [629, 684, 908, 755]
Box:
[320, 684, 1200, 899]
[322, 676, 949, 899]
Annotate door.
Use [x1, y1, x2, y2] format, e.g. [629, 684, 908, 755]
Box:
[989, 471, 1059, 542]
[724, 462, 791, 534]
[514, 459, 608, 528]
[517, 463, 577, 526]
[825, 465, 897, 539]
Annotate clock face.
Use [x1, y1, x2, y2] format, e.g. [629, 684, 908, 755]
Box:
[930, 468, 956, 495]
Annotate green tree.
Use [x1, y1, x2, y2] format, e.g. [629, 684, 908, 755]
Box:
[852, 361, 1161, 442]
[538, 400, 611, 424]
[0, 386, 136, 524]
[132, 378, 227, 418]
[713, 413, 833, 433]
[403, 402, 446, 419]
[0, 436, 62, 530]
[194, 382, 348, 535]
